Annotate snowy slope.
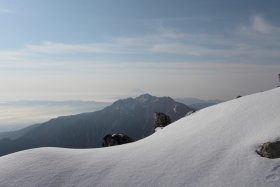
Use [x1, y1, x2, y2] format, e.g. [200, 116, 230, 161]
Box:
[1, 88, 280, 187]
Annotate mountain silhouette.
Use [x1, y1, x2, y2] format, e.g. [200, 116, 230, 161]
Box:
[0, 94, 193, 156]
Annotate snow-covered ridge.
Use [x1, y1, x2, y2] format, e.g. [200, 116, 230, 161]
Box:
[1, 88, 280, 187]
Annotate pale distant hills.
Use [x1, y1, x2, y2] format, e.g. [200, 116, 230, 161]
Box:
[175, 97, 223, 110]
[0, 100, 109, 132]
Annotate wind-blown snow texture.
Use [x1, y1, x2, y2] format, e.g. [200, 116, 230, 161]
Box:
[1, 88, 280, 187]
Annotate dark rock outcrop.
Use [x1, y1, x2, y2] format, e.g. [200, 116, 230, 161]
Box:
[102, 134, 134, 147]
[153, 112, 172, 132]
[256, 141, 280, 159]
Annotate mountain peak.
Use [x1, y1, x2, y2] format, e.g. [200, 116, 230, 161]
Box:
[137, 93, 154, 98]
[135, 93, 156, 102]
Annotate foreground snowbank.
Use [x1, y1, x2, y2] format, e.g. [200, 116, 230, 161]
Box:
[1, 88, 280, 187]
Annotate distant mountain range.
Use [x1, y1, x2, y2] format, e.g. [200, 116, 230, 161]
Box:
[0, 94, 193, 156]
[175, 97, 223, 110]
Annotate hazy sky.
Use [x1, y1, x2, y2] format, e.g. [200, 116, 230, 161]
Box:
[0, 0, 280, 101]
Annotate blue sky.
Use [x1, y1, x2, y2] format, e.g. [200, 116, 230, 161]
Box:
[0, 0, 280, 101]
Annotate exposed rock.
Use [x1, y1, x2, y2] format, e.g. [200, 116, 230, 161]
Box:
[154, 112, 171, 130]
[102, 133, 134, 147]
[256, 141, 280, 159]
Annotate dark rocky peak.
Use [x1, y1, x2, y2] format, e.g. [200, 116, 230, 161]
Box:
[136, 94, 176, 105]
[109, 94, 158, 110]
[135, 94, 157, 103]
[111, 94, 175, 107]
[110, 98, 135, 110]
[156, 96, 175, 104]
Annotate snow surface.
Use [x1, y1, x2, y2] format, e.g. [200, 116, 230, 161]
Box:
[1, 88, 280, 187]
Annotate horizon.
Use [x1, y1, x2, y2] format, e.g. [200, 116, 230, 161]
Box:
[0, 92, 225, 102]
[0, 87, 273, 132]
[1, 0, 280, 101]
[0, 91, 226, 132]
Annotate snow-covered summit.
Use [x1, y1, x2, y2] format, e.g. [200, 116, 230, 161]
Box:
[1, 88, 280, 187]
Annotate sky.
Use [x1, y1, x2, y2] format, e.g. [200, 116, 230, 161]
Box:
[0, 0, 280, 101]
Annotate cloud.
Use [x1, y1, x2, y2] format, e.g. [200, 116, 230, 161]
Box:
[0, 8, 13, 14]
[151, 43, 202, 56]
[25, 42, 118, 54]
[0, 15, 280, 71]
[0, 51, 27, 61]
[252, 15, 273, 34]
[240, 15, 280, 35]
